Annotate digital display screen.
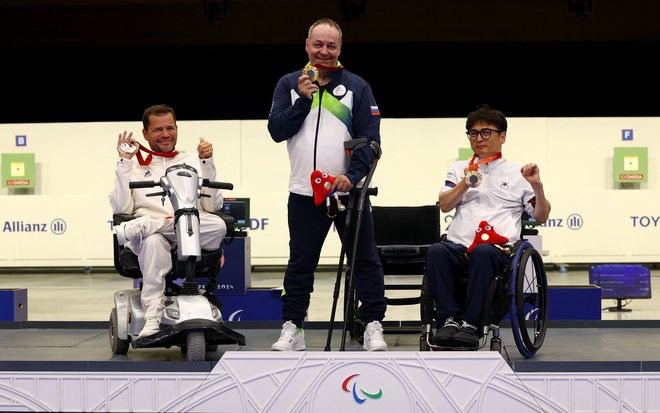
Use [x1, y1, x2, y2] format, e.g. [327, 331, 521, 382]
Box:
[589, 264, 651, 300]
[221, 198, 250, 229]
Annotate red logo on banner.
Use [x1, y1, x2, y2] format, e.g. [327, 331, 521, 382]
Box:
[619, 173, 643, 181]
[6, 179, 30, 186]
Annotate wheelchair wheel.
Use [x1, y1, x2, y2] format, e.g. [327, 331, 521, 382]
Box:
[109, 308, 129, 355]
[509, 242, 548, 358]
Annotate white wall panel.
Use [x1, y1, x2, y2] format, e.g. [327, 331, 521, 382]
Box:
[0, 117, 657, 267]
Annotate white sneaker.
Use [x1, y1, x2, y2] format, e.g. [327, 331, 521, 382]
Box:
[115, 216, 150, 245]
[271, 321, 305, 351]
[363, 321, 387, 351]
[138, 316, 160, 338]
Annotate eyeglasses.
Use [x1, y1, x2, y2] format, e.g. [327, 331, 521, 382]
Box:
[466, 128, 502, 141]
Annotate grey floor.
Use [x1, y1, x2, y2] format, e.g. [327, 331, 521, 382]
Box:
[1, 266, 660, 372]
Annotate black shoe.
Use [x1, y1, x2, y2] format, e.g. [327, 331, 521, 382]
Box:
[453, 321, 479, 348]
[432, 317, 460, 346]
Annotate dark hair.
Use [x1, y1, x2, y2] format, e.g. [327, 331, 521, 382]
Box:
[142, 104, 176, 130]
[466, 104, 507, 132]
[307, 18, 343, 42]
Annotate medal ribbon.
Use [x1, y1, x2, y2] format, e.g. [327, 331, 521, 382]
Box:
[312, 62, 344, 72]
[136, 143, 179, 166]
[468, 152, 502, 171]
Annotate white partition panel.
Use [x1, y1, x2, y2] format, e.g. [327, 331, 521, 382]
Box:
[1, 117, 659, 266]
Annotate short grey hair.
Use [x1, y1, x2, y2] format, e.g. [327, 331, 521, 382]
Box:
[307, 18, 343, 42]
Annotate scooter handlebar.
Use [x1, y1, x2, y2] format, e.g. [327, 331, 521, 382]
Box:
[129, 181, 158, 189]
[202, 179, 233, 190]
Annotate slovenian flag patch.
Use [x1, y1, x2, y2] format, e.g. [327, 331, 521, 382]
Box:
[370, 105, 380, 115]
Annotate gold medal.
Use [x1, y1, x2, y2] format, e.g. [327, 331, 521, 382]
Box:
[302, 65, 319, 82]
[464, 170, 482, 188]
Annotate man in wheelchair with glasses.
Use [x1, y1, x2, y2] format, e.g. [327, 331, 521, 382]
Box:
[426, 105, 551, 348]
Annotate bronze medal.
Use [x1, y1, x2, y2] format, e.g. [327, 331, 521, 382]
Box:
[464, 170, 482, 188]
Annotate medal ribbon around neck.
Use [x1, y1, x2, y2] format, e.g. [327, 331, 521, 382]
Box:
[312, 62, 344, 72]
[136, 143, 179, 166]
[468, 152, 502, 171]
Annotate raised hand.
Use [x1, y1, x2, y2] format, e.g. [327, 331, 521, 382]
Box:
[117, 131, 137, 159]
[520, 163, 542, 186]
[198, 137, 213, 159]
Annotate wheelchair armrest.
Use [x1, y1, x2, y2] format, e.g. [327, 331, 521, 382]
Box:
[509, 239, 526, 255]
[113, 213, 137, 225]
[112, 213, 141, 278]
[113, 234, 142, 279]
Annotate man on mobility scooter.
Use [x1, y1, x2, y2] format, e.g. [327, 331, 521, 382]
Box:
[108, 104, 242, 356]
[426, 105, 551, 349]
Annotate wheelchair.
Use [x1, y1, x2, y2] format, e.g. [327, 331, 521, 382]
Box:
[109, 167, 245, 362]
[419, 226, 548, 359]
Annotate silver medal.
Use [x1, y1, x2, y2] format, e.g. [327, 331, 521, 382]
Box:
[119, 142, 138, 154]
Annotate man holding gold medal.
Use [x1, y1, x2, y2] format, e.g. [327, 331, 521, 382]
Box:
[425, 105, 551, 348]
[267, 18, 387, 352]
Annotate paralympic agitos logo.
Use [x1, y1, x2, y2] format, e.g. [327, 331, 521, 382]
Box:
[341, 373, 383, 404]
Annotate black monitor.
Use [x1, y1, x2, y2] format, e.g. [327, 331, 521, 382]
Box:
[221, 197, 250, 230]
[589, 264, 651, 312]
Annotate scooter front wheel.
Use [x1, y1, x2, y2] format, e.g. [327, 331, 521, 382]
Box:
[109, 308, 129, 355]
[182, 331, 206, 361]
